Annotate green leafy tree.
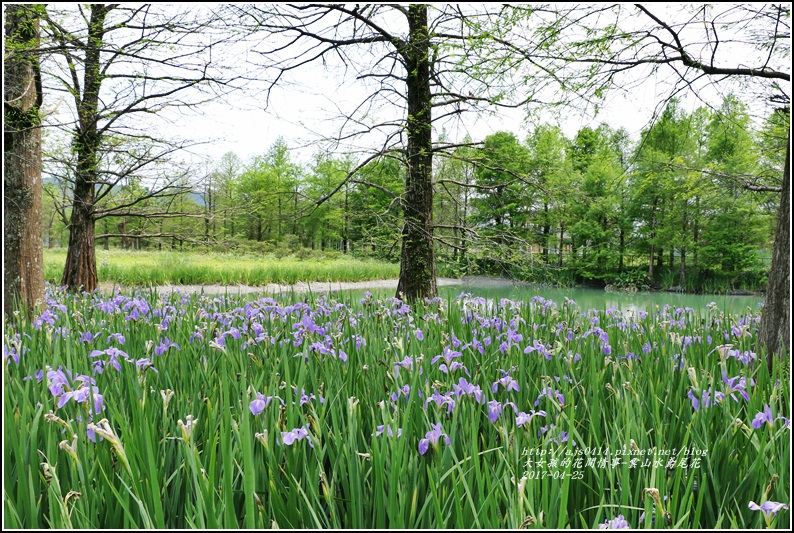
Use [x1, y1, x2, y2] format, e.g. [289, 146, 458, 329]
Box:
[567, 125, 625, 281]
[493, 3, 790, 359]
[347, 156, 405, 261]
[471, 131, 533, 254]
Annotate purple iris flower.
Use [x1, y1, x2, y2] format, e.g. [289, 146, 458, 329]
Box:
[748, 500, 789, 517]
[524, 340, 552, 360]
[507, 328, 523, 344]
[690, 387, 725, 410]
[58, 385, 105, 413]
[355, 335, 366, 350]
[309, 340, 331, 355]
[106, 332, 126, 345]
[414, 328, 424, 341]
[391, 385, 411, 403]
[373, 424, 402, 438]
[250, 392, 284, 415]
[294, 388, 323, 406]
[431, 345, 463, 368]
[642, 342, 652, 355]
[134, 358, 158, 373]
[726, 349, 757, 365]
[450, 332, 463, 348]
[47, 367, 72, 397]
[492, 371, 520, 393]
[516, 410, 546, 427]
[33, 309, 57, 330]
[418, 422, 451, 455]
[722, 372, 752, 403]
[534, 386, 564, 407]
[599, 515, 630, 529]
[471, 337, 484, 355]
[154, 337, 180, 356]
[3, 346, 18, 365]
[394, 356, 419, 373]
[687, 389, 700, 411]
[425, 390, 456, 413]
[622, 352, 640, 362]
[78, 331, 102, 343]
[452, 377, 484, 404]
[751, 405, 774, 429]
[281, 425, 314, 448]
[439, 360, 469, 376]
[487, 400, 503, 423]
[22, 369, 44, 382]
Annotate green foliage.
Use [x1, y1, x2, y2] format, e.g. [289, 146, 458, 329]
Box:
[471, 131, 533, 241]
[609, 269, 651, 291]
[41, 93, 776, 296]
[43, 248, 399, 286]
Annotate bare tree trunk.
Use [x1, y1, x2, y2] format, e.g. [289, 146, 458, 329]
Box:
[344, 185, 350, 254]
[648, 199, 657, 279]
[679, 248, 686, 286]
[4, 4, 44, 318]
[558, 225, 564, 267]
[462, 173, 470, 261]
[62, 178, 98, 291]
[61, 5, 110, 292]
[760, 134, 790, 367]
[396, 5, 437, 301]
[693, 197, 699, 268]
[542, 203, 550, 261]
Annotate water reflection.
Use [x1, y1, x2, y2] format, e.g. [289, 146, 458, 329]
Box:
[348, 278, 763, 317]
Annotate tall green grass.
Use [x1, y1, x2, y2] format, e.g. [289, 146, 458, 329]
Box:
[43, 248, 400, 286]
[3, 287, 789, 529]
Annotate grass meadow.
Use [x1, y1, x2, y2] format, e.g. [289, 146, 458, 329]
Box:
[43, 248, 401, 286]
[3, 286, 790, 529]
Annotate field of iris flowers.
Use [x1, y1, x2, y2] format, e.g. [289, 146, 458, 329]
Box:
[3, 285, 790, 529]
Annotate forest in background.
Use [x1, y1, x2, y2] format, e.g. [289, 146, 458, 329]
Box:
[42, 95, 788, 293]
[6, 4, 789, 358]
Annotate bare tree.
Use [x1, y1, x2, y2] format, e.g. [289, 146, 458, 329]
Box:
[41, 4, 237, 291]
[4, 4, 45, 318]
[234, 4, 556, 300]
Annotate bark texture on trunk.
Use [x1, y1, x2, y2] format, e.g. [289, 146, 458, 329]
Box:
[396, 5, 437, 301]
[61, 181, 98, 292]
[61, 5, 110, 292]
[4, 4, 44, 318]
[759, 133, 790, 367]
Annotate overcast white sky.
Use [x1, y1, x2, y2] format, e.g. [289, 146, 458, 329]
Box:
[165, 4, 787, 168]
[37, 3, 790, 172]
[174, 68, 763, 171]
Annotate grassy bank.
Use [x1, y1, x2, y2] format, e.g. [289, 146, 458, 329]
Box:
[43, 248, 401, 286]
[3, 287, 789, 528]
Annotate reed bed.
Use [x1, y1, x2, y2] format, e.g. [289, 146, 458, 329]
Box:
[43, 249, 400, 286]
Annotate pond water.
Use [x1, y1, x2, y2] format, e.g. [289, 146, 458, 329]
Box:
[345, 277, 764, 317]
